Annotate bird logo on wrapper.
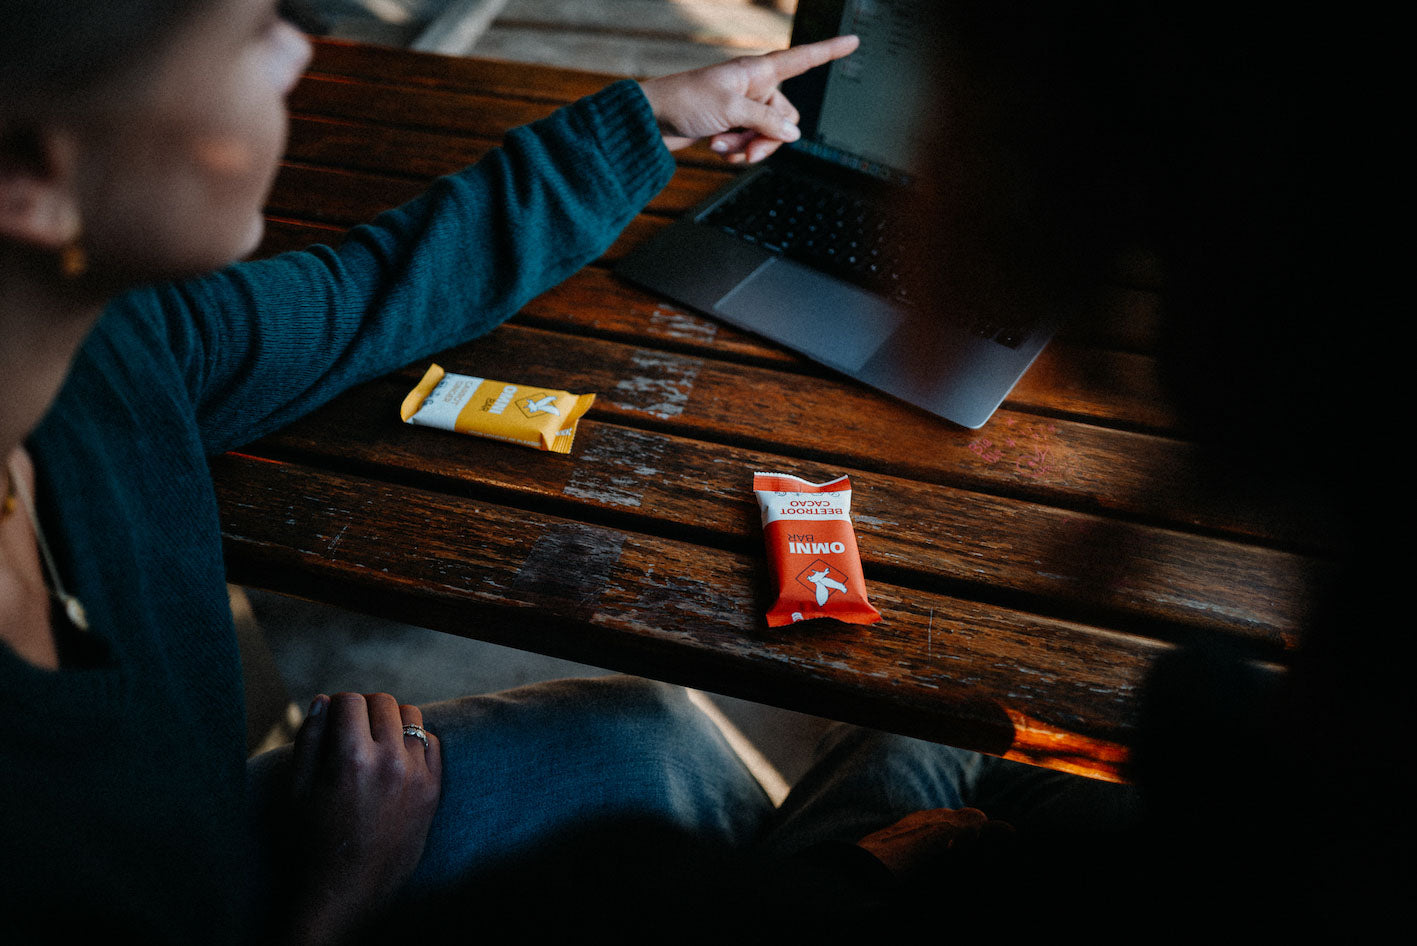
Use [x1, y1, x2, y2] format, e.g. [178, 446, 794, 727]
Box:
[519, 394, 561, 417]
[753, 471, 882, 627]
[802, 564, 849, 606]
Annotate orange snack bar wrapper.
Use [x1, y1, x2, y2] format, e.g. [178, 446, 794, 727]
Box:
[400, 364, 594, 454]
[753, 471, 882, 627]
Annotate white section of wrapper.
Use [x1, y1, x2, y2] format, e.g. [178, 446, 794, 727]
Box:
[756, 488, 854, 527]
[407, 373, 485, 429]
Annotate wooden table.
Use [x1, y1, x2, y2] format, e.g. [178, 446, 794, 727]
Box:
[216, 39, 1339, 782]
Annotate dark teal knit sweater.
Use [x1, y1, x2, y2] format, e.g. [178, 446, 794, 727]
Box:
[0, 79, 674, 944]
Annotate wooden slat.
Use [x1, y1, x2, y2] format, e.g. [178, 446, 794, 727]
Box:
[307, 37, 617, 100]
[285, 114, 499, 180]
[290, 74, 563, 137]
[215, 451, 1187, 781]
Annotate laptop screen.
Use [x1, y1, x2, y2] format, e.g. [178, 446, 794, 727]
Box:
[783, 0, 938, 184]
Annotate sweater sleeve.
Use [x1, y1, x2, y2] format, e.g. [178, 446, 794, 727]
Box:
[119, 78, 674, 455]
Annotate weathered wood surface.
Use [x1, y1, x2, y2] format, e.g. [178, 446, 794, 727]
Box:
[246, 361, 1325, 646]
[223, 40, 1339, 781]
[216, 451, 1163, 778]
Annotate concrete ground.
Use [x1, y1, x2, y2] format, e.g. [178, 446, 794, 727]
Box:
[287, 0, 794, 73]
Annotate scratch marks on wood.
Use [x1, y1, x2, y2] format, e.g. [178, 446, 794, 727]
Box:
[611, 348, 703, 420]
[562, 427, 669, 508]
[327, 522, 351, 555]
[851, 513, 899, 530]
[648, 304, 719, 344]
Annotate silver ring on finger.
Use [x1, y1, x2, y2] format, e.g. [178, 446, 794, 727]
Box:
[402, 724, 429, 749]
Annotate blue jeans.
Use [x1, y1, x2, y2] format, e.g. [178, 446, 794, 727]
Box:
[247, 675, 773, 926]
[249, 676, 1140, 929]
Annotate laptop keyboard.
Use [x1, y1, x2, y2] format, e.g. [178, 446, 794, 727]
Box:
[701, 167, 915, 298]
[700, 167, 1032, 348]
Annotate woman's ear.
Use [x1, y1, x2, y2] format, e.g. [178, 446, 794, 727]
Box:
[0, 123, 82, 252]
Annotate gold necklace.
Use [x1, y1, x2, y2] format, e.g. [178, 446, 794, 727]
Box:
[5, 456, 89, 631]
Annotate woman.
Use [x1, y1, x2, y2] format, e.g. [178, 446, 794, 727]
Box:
[0, 1, 856, 941]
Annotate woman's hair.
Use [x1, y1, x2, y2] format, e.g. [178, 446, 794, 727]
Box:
[1, 0, 211, 114]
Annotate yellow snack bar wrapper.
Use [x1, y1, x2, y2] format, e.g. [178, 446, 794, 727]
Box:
[400, 364, 595, 454]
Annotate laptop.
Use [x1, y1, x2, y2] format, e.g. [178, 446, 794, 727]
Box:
[616, 0, 1060, 429]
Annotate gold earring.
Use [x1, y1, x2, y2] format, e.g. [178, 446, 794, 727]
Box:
[60, 237, 87, 279]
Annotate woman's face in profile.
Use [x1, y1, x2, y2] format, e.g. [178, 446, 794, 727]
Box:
[73, 0, 312, 281]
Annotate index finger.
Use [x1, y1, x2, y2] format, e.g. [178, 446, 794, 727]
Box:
[762, 34, 860, 82]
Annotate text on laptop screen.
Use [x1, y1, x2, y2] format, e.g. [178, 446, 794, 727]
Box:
[797, 0, 936, 182]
